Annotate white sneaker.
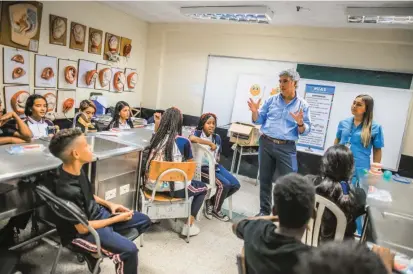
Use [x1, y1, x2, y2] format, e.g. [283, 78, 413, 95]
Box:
[181, 223, 200, 237]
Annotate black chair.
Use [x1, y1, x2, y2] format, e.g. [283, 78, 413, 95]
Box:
[0, 249, 20, 274]
[34, 185, 140, 274]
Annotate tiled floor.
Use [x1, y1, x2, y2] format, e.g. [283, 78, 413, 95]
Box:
[14, 176, 260, 274]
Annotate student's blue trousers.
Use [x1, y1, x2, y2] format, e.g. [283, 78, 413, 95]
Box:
[73, 206, 151, 274]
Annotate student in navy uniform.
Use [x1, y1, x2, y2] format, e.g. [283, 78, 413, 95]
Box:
[233, 173, 314, 274]
[24, 94, 57, 139]
[305, 145, 366, 241]
[145, 107, 208, 237]
[74, 100, 97, 133]
[0, 98, 32, 145]
[108, 101, 134, 130]
[335, 94, 384, 185]
[189, 113, 240, 221]
[49, 128, 151, 274]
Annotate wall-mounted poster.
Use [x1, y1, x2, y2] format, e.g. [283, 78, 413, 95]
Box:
[88, 27, 103, 55]
[110, 68, 125, 92]
[69, 22, 86, 51]
[34, 89, 57, 120]
[103, 33, 120, 61]
[49, 14, 67, 46]
[77, 59, 97, 89]
[0, 1, 43, 52]
[4, 85, 31, 115]
[3, 47, 30, 84]
[124, 68, 137, 92]
[58, 59, 77, 89]
[56, 90, 76, 119]
[35, 54, 57, 88]
[120, 37, 132, 57]
[95, 63, 111, 91]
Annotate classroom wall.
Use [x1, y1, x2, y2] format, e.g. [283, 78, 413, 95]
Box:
[142, 23, 413, 156]
[0, 1, 147, 107]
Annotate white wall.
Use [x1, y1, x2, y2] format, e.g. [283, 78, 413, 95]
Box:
[142, 23, 413, 156]
[0, 1, 147, 107]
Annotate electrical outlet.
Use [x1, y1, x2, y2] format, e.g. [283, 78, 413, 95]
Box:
[120, 184, 130, 195]
[105, 188, 117, 200]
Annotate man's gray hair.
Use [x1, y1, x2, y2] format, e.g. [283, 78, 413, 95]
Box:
[279, 69, 301, 82]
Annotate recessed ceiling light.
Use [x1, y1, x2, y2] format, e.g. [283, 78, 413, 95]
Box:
[347, 7, 413, 24]
[180, 6, 274, 24]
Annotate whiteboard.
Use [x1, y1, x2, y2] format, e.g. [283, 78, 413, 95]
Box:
[202, 56, 297, 126]
[297, 79, 412, 171]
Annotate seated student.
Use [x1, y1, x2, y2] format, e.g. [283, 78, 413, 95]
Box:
[189, 113, 240, 221]
[294, 241, 392, 274]
[48, 129, 151, 274]
[108, 101, 134, 130]
[0, 98, 32, 145]
[24, 94, 57, 139]
[306, 145, 366, 241]
[233, 173, 314, 274]
[74, 100, 97, 133]
[144, 107, 208, 237]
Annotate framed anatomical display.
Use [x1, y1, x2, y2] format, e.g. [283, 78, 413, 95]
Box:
[103, 33, 120, 61]
[49, 14, 67, 46]
[34, 89, 57, 120]
[3, 47, 30, 84]
[110, 67, 125, 92]
[95, 63, 111, 91]
[56, 89, 75, 119]
[77, 59, 97, 89]
[58, 59, 77, 89]
[0, 1, 43, 52]
[124, 68, 137, 92]
[88, 27, 103, 55]
[120, 37, 132, 57]
[4, 85, 31, 115]
[35, 54, 57, 88]
[69, 22, 86, 51]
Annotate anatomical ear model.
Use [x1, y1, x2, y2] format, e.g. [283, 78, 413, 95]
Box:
[62, 98, 74, 113]
[64, 66, 77, 84]
[99, 68, 112, 87]
[12, 67, 26, 79]
[11, 90, 30, 115]
[85, 70, 98, 86]
[127, 72, 138, 89]
[113, 71, 126, 92]
[41, 67, 55, 80]
[11, 54, 25, 64]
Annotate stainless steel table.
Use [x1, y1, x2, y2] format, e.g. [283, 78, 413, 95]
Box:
[361, 177, 413, 257]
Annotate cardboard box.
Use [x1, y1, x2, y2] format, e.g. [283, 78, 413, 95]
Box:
[229, 122, 261, 146]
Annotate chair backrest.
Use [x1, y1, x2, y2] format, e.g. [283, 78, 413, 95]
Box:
[147, 160, 196, 181]
[191, 143, 216, 182]
[302, 194, 347, 247]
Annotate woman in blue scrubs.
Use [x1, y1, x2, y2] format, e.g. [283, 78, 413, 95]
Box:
[335, 94, 384, 185]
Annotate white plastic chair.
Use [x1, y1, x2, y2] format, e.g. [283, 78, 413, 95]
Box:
[192, 144, 234, 219]
[140, 161, 196, 244]
[302, 194, 347, 247]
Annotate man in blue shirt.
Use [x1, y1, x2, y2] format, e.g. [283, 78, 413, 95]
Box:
[248, 69, 311, 216]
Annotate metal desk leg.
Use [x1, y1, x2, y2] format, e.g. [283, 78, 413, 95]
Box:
[236, 146, 243, 178]
[230, 145, 238, 173]
[256, 169, 259, 186]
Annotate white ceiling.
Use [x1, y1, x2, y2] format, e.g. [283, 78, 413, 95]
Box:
[102, 1, 413, 29]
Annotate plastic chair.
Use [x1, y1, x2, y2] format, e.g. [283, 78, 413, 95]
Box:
[140, 161, 196, 244]
[192, 143, 233, 219]
[302, 194, 347, 247]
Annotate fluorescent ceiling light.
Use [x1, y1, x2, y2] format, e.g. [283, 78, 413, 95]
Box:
[347, 7, 413, 24]
[180, 6, 274, 24]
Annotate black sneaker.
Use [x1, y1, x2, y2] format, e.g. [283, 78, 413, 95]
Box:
[204, 199, 213, 220]
[212, 210, 230, 222]
[84, 253, 101, 274]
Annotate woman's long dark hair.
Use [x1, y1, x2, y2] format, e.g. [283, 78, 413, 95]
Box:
[145, 107, 183, 193]
[25, 94, 47, 117]
[109, 101, 133, 129]
[315, 145, 357, 240]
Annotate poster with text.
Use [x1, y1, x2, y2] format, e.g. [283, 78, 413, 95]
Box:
[297, 84, 335, 155]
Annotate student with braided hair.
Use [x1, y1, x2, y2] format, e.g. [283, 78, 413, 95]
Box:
[144, 107, 208, 237]
[189, 113, 240, 221]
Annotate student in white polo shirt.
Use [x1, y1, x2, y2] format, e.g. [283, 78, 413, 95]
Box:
[108, 101, 134, 130]
[24, 94, 57, 139]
